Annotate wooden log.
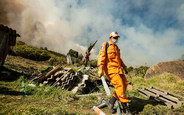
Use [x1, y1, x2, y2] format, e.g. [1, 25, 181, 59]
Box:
[38, 63, 62, 82]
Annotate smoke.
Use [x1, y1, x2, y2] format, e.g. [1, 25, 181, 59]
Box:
[1, 0, 76, 54]
[0, 0, 23, 25]
[0, 0, 114, 58]
[0, 0, 184, 66]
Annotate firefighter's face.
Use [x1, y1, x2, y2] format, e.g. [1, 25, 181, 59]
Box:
[111, 37, 118, 44]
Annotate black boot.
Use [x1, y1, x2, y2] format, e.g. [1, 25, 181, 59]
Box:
[106, 96, 117, 114]
[121, 103, 131, 115]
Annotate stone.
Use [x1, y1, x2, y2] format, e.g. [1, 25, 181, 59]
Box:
[144, 61, 184, 80]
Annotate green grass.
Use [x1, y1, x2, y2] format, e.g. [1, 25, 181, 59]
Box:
[1, 73, 184, 115]
[0, 76, 97, 115]
[11, 41, 67, 65]
[1, 54, 184, 114]
[126, 73, 184, 115]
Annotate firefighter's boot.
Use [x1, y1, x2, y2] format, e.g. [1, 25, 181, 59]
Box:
[106, 96, 117, 114]
[121, 103, 131, 115]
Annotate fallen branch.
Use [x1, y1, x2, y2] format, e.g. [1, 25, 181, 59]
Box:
[38, 63, 62, 82]
[75, 93, 103, 97]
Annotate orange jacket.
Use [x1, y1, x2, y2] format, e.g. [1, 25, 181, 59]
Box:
[97, 41, 126, 75]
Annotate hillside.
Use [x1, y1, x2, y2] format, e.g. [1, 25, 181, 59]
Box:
[0, 42, 184, 115]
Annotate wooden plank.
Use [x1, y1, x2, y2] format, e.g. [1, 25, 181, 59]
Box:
[142, 88, 176, 109]
[137, 88, 151, 99]
[145, 86, 182, 109]
[154, 97, 174, 109]
[143, 87, 157, 96]
[150, 89, 179, 102]
[38, 63, 62, 82]
[146, 87, 178, 101]
[145, 87, 182, 106]
[151, 86, 184, 99]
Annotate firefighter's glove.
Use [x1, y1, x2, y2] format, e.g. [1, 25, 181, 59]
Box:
[124, 66, 128, 74]
[98, 68, 103, 77]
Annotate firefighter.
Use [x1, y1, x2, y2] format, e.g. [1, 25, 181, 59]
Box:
[97, 32, 130, 114]
[82, 52, 90, 67]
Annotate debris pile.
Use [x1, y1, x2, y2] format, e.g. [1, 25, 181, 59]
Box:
[31, 64, 97, 94]
[43, 68, 78, 90]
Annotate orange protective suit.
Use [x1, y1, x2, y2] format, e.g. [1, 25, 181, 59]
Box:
[97, 41, 129, 103]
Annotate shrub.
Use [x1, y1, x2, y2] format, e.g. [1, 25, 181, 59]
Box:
[134, 66, 149, 77]
[88, 59, 97, 67]
[48, 57, 57, 65]
[48, 50, 65, 57]
[12, 41, 67, 63]
[16, 41, 25, 45]
[11, 41, 52, 61]
[128, 66, 134, 72]
[59, 57, 67, 64]
[48, 56, 67, 65]
[71, 57, 81, 64]
[15, 45, 51, 61]
[78, 53, 83, 60]
[68, 49, 78, 58]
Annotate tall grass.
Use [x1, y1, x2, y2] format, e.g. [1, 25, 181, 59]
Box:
[1, 65, 184, 115]
[11, 41, 67, 65]
[127, 73, 184, 115]
[0, 76, 97, 115]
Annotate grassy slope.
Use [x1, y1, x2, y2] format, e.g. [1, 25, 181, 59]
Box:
[5, 55, 51, 73]
[0, 50, 184, 114]
[1, 55, 99, 115]
[127, 73, 184, 115]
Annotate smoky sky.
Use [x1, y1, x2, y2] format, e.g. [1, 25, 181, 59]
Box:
[0, 0, 184, 66]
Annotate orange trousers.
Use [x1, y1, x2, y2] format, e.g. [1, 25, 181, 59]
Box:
[108, 74, 129, 103]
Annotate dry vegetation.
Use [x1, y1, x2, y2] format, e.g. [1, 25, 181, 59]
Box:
[0, 42, 184, 115]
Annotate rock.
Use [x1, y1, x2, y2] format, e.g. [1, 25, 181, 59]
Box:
[144, 61, 184, 79]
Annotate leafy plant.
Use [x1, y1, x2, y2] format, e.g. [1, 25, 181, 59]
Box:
[88, 59, 97, 67]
